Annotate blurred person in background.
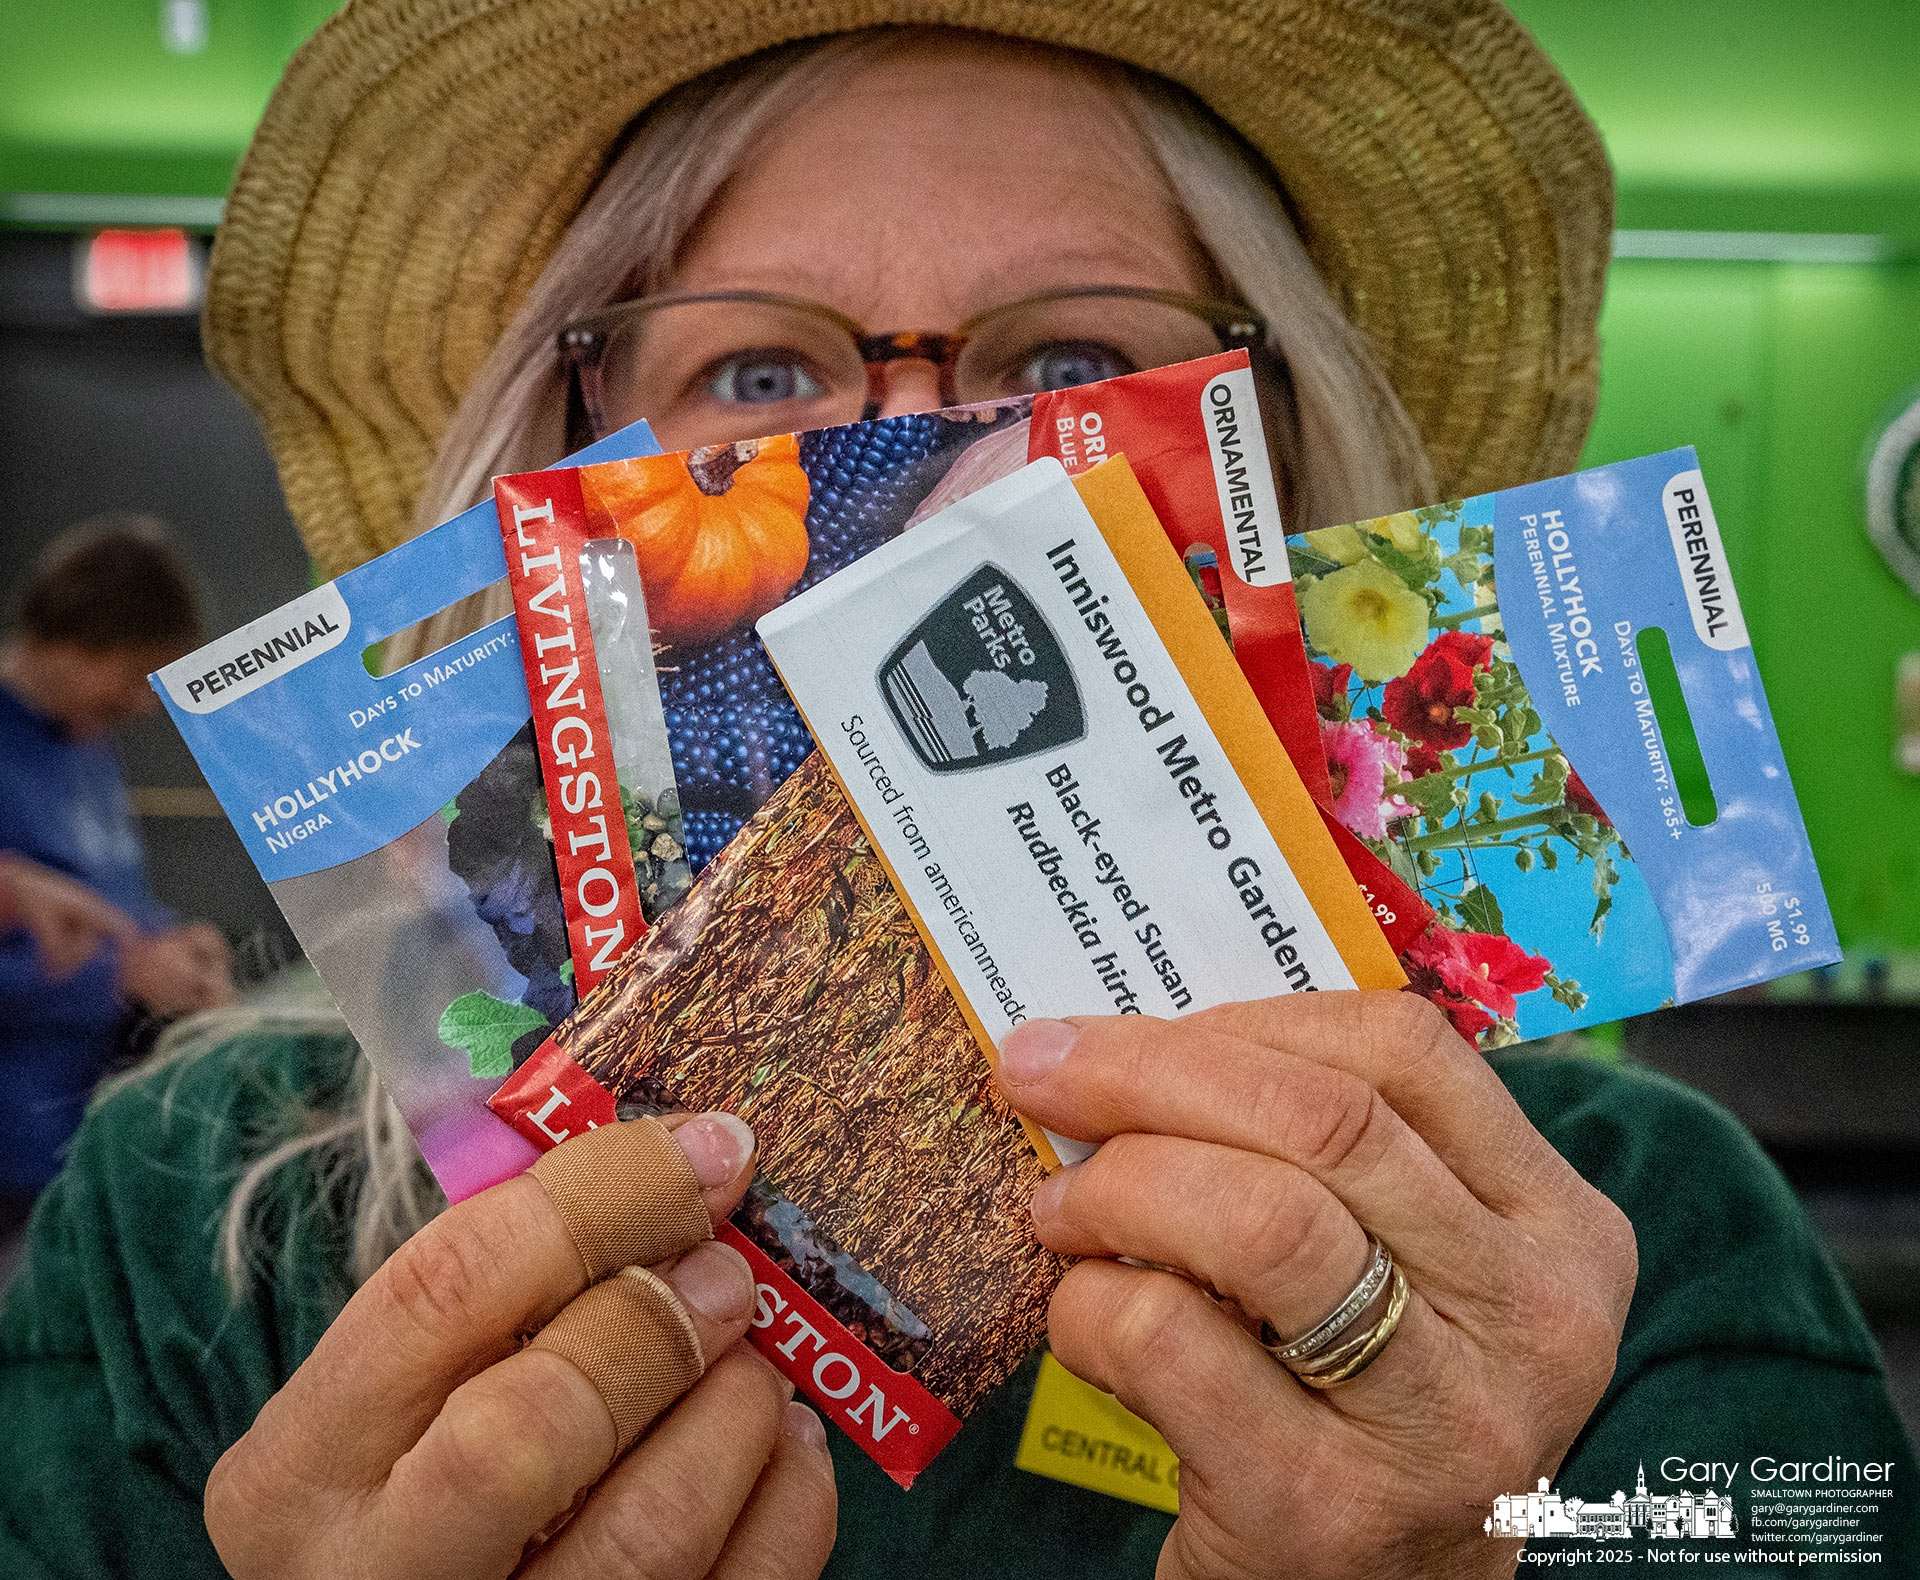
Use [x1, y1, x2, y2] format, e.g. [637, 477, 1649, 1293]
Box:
[0, 851, 138, 980]
[0, 516, 233, 1212]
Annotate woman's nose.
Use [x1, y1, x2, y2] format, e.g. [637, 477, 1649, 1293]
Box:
[870, 358, 946, 419]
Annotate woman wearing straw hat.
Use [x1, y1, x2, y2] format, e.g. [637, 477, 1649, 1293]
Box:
[3, 4, 1913, 1577]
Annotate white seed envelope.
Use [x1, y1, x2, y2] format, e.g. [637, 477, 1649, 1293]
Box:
[758, 458, 1360, 1163]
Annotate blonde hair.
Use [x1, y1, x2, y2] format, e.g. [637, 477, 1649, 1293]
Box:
[105, 967, 442, 1294]
[187, 26, 1436, 1293]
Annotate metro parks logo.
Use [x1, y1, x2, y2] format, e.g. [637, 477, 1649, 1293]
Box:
[880, 564, 1085, 773]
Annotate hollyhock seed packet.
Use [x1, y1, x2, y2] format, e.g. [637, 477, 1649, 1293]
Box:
[1291, 446, 1839, 1045]
[151, 421, 672, 1199]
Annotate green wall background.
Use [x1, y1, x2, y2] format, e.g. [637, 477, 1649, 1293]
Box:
[1580, 260, 1920, 952]
[4, 0, 1918, 948]
[1509, 1, 1920, 954]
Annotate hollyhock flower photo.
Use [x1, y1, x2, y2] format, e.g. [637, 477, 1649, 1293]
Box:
[1300, 523, 1368, 565]
[1381, 630, 1494, 748]
[1372, 510, 1432, 556]
[1287, 496, 1632, 1044]
[1321, 719, 1413, 841]
[1565, 766, 1612, 826]
[1402, 740, 1443, 780]
[1435, 993, 1497, 1044]
[1310, 659, 1353, 720]
[1407, 923, 1552, 1020]
[1296, 558, 1430, 681]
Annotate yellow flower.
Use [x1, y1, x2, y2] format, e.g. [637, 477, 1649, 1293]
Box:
[1376, 511, 1430, 555]
[1298, 559, 1430, 681]
[1302, 524, 1368, 565]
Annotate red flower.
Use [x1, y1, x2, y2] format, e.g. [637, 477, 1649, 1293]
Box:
[1309, 660, 1353, 720]
[1380, 631, 1494, 748]
[1564, 767, 1611, 827]
[1403, 742, 1442, 780]
[1437, 996, 1496, 1043]
[1405, 924, 1551, 1020]
[1400, 944, 1498, 1045]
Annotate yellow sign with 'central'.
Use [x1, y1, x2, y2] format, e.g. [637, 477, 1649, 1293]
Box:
[1015, 1353, 1180, 1513]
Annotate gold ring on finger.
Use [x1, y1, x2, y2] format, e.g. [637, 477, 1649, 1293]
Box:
[1290, 1266, 1408, 1389]
[1258, 1235, 1410, 1390]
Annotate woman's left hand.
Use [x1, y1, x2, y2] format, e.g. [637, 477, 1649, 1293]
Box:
[995, 991, 1637, 1580]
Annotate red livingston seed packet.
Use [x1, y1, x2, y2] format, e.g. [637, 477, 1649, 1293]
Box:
[491, 758, 1057, 1488]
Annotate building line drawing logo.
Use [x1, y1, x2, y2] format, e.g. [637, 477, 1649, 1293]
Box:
[879, 564, 1085, 773]
[1487, 1463, 1738, 1541]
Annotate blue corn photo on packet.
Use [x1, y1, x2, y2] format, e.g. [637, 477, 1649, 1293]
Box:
[1290, 445, 1839, 1046]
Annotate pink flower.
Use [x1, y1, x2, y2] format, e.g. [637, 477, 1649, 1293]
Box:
[1321, 719, 1413, 841]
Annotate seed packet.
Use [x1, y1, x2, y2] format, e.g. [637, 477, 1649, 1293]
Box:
[757, 457, 1402, 1161]
[1290, 446, 1840, 1045]
[489, 457, 1402, 1487]
[495, 352, 1427, 1004]
[151, 422, 670, 1200]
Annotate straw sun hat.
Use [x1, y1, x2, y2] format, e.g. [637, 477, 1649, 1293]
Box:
[205, 0, 1612, 578]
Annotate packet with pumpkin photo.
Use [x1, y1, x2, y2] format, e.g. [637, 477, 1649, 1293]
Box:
[489, 453, 1404, 1487]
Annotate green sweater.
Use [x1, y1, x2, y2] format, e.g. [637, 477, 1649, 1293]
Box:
[1, 1032, 1912, 1576]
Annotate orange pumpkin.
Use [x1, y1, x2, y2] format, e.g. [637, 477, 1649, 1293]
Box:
[579, 433, 811, 646]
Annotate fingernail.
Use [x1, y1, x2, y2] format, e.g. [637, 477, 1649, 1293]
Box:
[782, 1400, 829, 1451]
[667, 1241, 754, 1323]
[1001, 1019, 1077, 1084]
[674, 1112, 755, 1189]
[1029, 1168, 1069, 1223]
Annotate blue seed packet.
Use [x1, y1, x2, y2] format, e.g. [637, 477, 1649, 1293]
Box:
[151, 421, 664, 1199]
[1290, 446, 1839, 1046]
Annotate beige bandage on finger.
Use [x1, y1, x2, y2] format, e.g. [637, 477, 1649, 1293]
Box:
[530, 1115, 714, 1281]
[528, 1267, 706, 1455]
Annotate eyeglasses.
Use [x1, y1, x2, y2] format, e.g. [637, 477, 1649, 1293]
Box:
[559, 286, 1266, 450]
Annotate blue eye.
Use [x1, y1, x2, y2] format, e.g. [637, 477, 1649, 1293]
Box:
[708, 351, 825, 405]
[1015, 341, 1136, 394]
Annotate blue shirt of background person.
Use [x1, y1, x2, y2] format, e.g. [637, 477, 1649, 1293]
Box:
[0, 516, 234, 1195]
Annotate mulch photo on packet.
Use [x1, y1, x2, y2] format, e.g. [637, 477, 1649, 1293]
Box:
[503, 751, 1055, 1486]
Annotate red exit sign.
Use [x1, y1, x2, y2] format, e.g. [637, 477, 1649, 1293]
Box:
[76, 228, 203, 314]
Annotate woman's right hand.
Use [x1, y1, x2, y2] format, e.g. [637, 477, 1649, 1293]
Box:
[205, 1112, 837, 1580]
